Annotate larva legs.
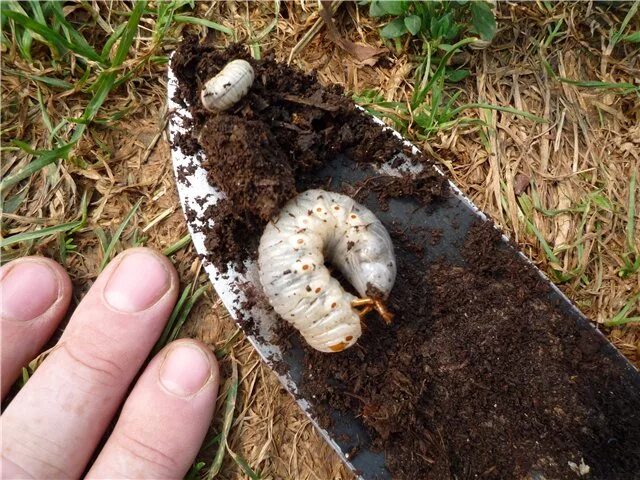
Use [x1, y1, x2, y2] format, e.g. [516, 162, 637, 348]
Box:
[351, 298, 394, 324]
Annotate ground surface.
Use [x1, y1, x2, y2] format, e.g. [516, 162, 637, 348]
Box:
[1, 2, 639, 479]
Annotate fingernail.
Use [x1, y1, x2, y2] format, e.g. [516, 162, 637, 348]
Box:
[104, 252, 170, 312]
[159, 344, 212, 397]
[1, 261, 59, 321]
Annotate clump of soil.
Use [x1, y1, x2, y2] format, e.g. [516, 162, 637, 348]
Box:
[171, 36, 447, 272]
[198, 114, 295, 221]
[172, 38, 640, 479]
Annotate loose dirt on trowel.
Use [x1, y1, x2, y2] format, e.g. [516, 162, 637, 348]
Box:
[171, 38, 640, 480]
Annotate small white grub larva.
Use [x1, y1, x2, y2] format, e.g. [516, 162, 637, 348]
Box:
[200, 59, 254, 111]
[258, 189, 397, 353]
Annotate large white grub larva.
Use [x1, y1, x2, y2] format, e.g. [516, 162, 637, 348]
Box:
[258, 189, 397, 353]
[200, 59, 254, 111]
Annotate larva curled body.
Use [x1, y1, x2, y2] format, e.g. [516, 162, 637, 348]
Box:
[201, 59, 254, 111]
[258, 189, 396, 353]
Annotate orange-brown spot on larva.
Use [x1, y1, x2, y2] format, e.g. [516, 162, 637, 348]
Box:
[331, 302, 337, 308]
[316, 207, 322, 212]
[350, 214, 357, 219]
[297, 239, 304, 244]
[334, 205, 340, 210]
[329, 342, 348, 352]
[315, 287, 321, 293]
[302, 264, 310, 271]
[346, 335, 353, 341]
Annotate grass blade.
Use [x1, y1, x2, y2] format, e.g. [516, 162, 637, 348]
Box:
[610, 1, 639, 47]
[100, 22, 127, 60]
[2, 191, 27, 214]
[94, 227, 109, 254]
[619, 172, 639, 278]
[49, 2, 102, 63]
[153, 284, 193, 355]
[168, 285, 208, 343]
[2, 68, 73, 89]
[0, 142, 74, 192]
[413, 37, 475, 105]
[99, 198, 143, 270]
[185, 461, 207, 480]
[605, 317, 640, 327]
[1, 219, 83, 248]
[215, 329, 242, 359]
[113, 1, 146, 67]
[2, 10, 103, 63]
[207, 361, 239, 480]
[604, 293, 640, 327]
[543, 59, 639, 92]
[226, 448, 261, 480]
[2, 190, 87, 249]
[163, 233, 192, 256]
[173, 15, 232, 35]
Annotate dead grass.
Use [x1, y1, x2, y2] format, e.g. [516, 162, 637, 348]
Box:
[1, 1, 638, 479]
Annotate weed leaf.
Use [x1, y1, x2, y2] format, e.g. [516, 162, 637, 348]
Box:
[404, 15, 422, 36]
[369, 0, 386, 18]
[470, 1, 496, 41]
[381, 17, 408, 39]
[380, 0, 405, 16]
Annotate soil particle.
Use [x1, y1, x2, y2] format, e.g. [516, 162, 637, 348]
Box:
[429, 228, 443, 246]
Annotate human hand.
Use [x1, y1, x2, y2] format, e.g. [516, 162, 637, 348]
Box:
[1, 248, 219, 479]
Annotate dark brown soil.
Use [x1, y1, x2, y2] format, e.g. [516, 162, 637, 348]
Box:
[299, 221, 640, 479]
[172, 36, 447, 272]
[171, 39, 640, 480]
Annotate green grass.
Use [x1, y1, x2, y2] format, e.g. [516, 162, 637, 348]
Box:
[604, 293, 640, 327]
[0, 190, 88, 251]
[610, 1, 640, 47]
[153, 282, 210, 356]
[354, 37, 545, 140]
[619, 172, 639, 278]
[1, 1, 146, 193]
[514, 185, 624, 284]
[0, 0, 235, 197]
[163, 233, 193, 256]
[98, 198, 143, 271]
[207, 361, 238, 479]
[0, 2, 264, 476]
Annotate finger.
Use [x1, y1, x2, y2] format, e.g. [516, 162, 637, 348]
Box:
[1, 256, 72, 399]
[0, 248, 179, 479]
[87, 340, 219, 479]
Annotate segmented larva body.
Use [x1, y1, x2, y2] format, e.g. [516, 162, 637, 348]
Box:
[201, 59, 254, 111]
[258, 189, 396, 353]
